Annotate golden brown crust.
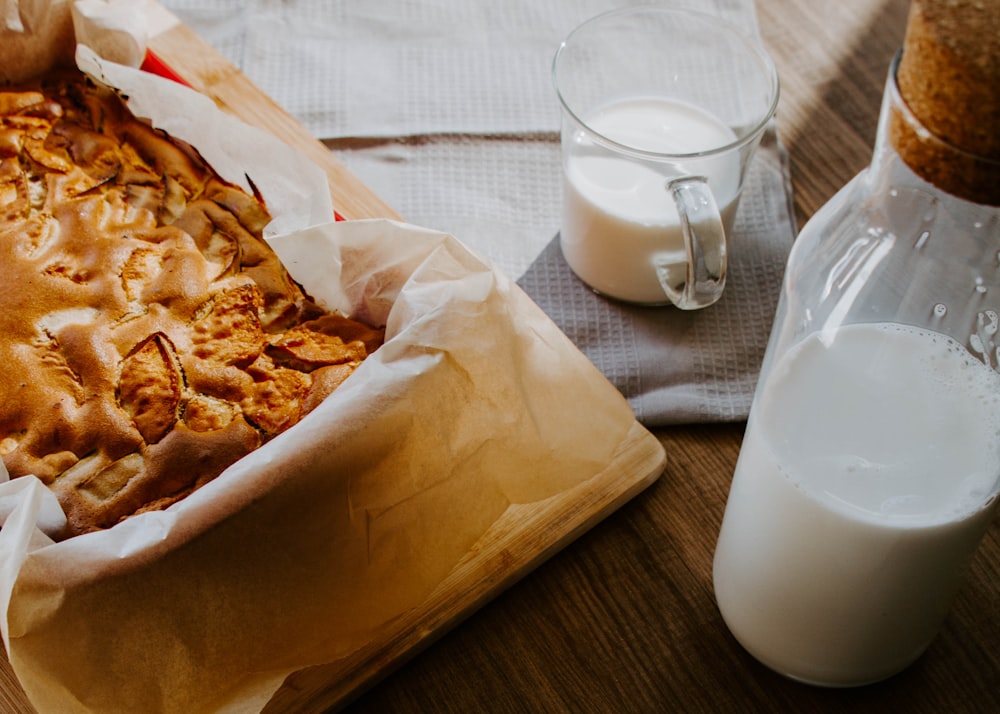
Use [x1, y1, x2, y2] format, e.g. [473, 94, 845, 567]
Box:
[0, 70, 383, 538]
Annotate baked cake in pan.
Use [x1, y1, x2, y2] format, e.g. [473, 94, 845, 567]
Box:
[0, 71, 383, 538]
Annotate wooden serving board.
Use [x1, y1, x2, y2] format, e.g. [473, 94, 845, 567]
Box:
[0, 8, 666, 712]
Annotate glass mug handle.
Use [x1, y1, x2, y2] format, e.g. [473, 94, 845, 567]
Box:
[658, 176, 728, 310]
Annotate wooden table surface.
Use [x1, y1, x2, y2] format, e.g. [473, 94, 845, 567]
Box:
[2, 1, 996, 712]
[340, 1, 1000, 712]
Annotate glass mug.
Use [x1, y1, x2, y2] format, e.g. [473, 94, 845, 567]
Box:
[552, 6, 779, 309]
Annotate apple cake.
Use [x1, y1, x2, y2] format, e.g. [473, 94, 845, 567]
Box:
[0, 70, 383, 538]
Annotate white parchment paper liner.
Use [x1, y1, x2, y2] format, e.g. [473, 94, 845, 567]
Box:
[0, 4, 641, 711]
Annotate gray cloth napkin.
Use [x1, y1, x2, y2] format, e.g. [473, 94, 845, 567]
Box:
[162, 0, 797, 426]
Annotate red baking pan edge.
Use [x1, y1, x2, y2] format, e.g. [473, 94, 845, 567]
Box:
[140, 49, 346, 222]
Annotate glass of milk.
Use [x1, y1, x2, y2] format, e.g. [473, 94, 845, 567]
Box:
[551, 7, 778, 309]
[713, 49, 1000, 686]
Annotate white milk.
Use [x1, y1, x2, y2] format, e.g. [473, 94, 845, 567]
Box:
[560, 97, 741, 304]
[713, 322, 1000, 686]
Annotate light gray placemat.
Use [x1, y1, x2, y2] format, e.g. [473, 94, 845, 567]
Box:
[162, 0, 797, 426]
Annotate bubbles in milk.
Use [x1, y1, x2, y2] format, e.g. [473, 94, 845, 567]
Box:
[761, 321, 1000, 524]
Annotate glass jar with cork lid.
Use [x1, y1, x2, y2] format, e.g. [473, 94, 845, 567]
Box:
[712, 0, 1000, 687]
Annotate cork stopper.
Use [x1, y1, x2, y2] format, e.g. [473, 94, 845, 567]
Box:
[890, 0, 1000, 205]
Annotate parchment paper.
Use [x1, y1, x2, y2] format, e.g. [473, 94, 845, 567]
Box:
[161, 0, 797, 426]
[0, 3, 641, 711]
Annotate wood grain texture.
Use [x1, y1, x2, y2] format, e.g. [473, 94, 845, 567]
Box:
[0, 667, 31, 714]
[3, 1, 999, 712]
[0, 6, 665, 712]
[344, 1, 1000, 712]
[757, 0, 911, 225]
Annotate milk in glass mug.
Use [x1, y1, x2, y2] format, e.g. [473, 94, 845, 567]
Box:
[552, 7, 778, 309]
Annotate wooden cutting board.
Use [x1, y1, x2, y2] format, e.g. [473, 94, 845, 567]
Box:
[0, 8, 666, 712]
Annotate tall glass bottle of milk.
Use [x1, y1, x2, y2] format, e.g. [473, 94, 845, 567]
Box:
[713, 0, 1000, 687]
